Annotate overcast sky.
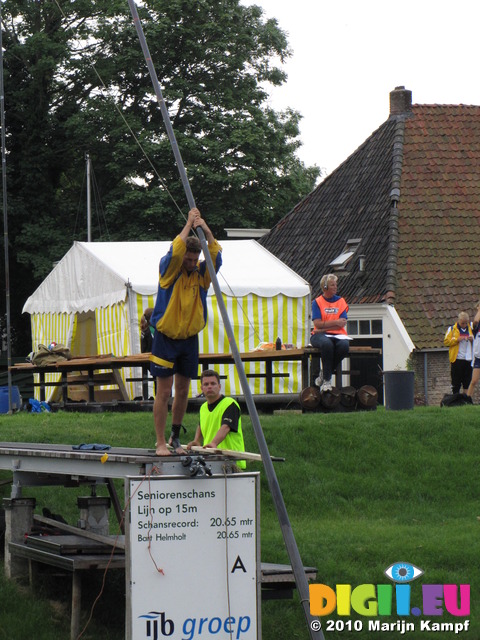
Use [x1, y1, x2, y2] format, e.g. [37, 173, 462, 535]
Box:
[241, 0, 480, 177]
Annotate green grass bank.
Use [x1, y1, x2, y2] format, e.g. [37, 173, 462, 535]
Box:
[0, 405, 478, 639]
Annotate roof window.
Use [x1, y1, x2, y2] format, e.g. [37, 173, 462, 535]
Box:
[329, 239, 362, 271]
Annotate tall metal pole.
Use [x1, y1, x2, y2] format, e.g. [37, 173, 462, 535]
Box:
[86, 152, 92, 242]
[0, 1, 13, 414]
[127, 3, 323, 637]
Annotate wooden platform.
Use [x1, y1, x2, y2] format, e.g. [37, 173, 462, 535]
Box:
[0, 441, 243, 481]
[1, 441, 319, 640]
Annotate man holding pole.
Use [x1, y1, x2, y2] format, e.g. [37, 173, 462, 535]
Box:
[150, 208, 222, 456]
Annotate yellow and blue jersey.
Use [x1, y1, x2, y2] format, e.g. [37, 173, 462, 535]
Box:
[151, 235, 222, 340]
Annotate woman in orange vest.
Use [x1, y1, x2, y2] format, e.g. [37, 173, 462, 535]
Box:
[311, 273, 350, 392]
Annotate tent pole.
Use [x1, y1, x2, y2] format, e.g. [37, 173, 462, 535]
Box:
[0, 1, 13, 414]
[127, 3, 323, 638]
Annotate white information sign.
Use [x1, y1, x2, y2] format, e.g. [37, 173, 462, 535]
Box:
[127, 473, 259, 640]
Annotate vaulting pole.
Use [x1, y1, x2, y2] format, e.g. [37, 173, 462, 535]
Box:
[127, 3, 323, 638]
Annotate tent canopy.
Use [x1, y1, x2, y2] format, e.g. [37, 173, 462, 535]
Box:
[23, 240, 311, 400]
[23, 240, 310, 314]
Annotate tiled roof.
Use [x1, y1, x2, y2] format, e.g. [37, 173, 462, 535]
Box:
[260, 118, 399, 301]
[395, 104, 480, 348]
[260, 100, 480, 350]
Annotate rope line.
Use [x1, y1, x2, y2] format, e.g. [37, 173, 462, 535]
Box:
[222, 466, 234, 640]
[76, 465, 164, 639]
[52, 0, 185, 221]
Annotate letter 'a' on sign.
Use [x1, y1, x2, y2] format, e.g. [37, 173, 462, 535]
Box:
[309, 585, 337, 616]
[232, 555, 247, 573]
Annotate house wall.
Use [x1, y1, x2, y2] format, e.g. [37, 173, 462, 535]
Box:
[349, 303, 414, 371]
[412, 350, 480, 406]
[412, 350, 449, 406]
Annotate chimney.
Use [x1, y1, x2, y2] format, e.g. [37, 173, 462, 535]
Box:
[389, 86, 412, 116]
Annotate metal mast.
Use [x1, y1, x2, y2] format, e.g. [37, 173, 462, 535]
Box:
[0, 0, 13, 413]
[86, 153, 92, 242]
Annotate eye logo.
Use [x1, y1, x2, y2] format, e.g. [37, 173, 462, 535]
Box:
[384, 562, 424, 583]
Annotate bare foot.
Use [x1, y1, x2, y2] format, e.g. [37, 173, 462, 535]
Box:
[155, 444, 172, 456]
[170, 438, 186, 455]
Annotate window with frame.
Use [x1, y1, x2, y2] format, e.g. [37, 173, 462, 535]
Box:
[347, 319, 383, 336]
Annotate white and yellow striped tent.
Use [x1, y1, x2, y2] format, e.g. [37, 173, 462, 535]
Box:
[23, 240, 311, 400]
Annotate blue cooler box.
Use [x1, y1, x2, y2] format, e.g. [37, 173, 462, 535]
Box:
[0, 386, 22, 413]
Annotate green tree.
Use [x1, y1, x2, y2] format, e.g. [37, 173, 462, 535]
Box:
[1, 0, 320, 354]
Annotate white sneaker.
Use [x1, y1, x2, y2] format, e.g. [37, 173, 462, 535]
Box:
[314, 373, 323, 387]
[320, 380, 332, 392]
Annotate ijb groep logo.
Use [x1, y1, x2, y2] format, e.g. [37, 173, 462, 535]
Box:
[140, 612, 173, 639]
[139, 610, 251, 639]
[309, 561, 470, 621]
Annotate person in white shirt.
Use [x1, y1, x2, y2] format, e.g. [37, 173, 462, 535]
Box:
[466, 303, 480, 400]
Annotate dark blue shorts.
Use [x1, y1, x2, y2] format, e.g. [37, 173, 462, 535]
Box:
[149, 332, 199, 380]
[473, 357, 480, 369]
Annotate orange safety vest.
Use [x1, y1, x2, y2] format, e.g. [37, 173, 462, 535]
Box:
[314, 295, 349, 336]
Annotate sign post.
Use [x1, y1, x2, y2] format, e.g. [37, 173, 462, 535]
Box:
[126, 473, 260, 640]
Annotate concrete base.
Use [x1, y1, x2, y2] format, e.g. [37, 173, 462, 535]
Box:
[3, 497, 36, 579]
[77, 496, 111, 536]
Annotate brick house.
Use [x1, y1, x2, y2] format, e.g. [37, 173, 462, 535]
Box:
[260, 87, 480, 405]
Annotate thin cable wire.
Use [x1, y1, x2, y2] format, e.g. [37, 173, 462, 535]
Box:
[52, 0, 186, 222]
[146, 465, 167, 575]
[90, 161, 111, 240]
[76, 465, 164, 640]
[222, 466, 234, 640]
[215, 270, 300, 395]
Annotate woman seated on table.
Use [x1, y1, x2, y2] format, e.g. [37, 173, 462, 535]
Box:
[310, 274, 350, 392]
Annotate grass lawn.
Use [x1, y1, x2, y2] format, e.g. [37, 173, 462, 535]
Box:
[0, 405, 478, 639]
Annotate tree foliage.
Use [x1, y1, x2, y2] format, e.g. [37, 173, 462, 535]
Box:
[0, 0, 320, 354]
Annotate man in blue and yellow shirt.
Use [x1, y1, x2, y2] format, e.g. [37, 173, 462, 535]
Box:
[150, 208, 222, 456]
[187, 369, 245, 470]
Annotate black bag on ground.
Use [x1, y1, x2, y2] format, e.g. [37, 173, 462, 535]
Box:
[440, 393, 473, 407]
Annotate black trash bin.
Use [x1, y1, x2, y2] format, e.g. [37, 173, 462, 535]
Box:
[383, 370, 414, 410]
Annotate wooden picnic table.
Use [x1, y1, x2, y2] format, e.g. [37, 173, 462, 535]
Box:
[9, 346, 381, 403]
